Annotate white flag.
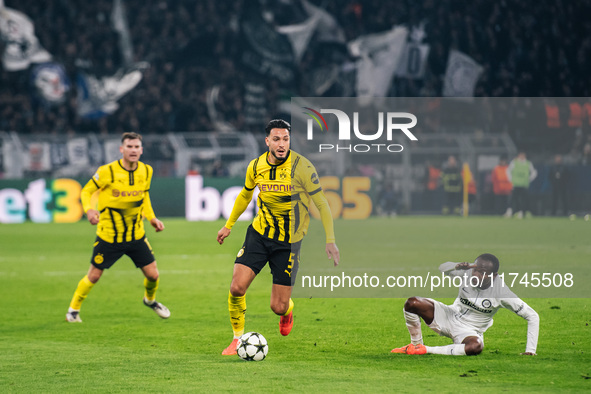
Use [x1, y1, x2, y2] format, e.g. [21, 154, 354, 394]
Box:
[0, 7, 52, 71]
[301, 0, 345, 43]
[77, 63, 147, 119]
[111, 0, 133, 65]
[349, 26, 408, 97]
[443, 50, 483, 97]
[275, 11, 320, 63]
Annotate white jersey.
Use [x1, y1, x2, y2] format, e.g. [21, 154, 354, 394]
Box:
[440, 262, 540, 354]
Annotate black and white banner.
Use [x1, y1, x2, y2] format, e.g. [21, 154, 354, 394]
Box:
[443, 50, 483, 97]
[349, 26, 408, 97]
[395, 43, 430, 80]
[240, 6, 296, 85]
[30, 62, 70, 106]
[300, 0, 345, 44]
[0, 6, 52, 71]
[77, 64, 146, 119]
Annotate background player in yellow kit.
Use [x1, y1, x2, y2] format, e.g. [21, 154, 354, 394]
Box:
[66, 132, 170, 323]
[217, 119, 340, 355]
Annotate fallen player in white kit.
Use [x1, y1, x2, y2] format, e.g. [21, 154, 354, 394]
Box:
[392, 253, 539, 356]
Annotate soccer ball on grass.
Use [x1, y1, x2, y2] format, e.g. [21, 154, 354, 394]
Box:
[236, 332, 268, 361]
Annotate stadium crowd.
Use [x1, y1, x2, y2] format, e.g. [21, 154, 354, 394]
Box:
[1, 0, 591, 158]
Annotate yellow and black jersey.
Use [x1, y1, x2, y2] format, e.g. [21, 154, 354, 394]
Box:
[81, 160, 156, 243]
[226, 150, 335, 244]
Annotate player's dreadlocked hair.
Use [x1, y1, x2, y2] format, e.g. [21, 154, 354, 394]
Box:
[477, 253, 500, 273]
[265, 119, 291, 136]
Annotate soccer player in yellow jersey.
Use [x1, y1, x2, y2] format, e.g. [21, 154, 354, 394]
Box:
[217, 119, 340, 355]
[66, 132, 170, 323]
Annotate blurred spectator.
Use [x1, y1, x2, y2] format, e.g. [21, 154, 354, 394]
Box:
[581, 143, 591, 166]
[549, 154, 569, 216]
[441, 155, 461, 215]
[462, 162, 477, 206]
[0, 0, 590, 145]
[424, 160, 440, 211]
[377, 181, 397, 217]
[491, 156, 512, 216]
[211, 160, 229, 177]
[507, 152, 537, 218]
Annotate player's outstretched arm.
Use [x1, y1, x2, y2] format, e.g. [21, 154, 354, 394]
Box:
[501, 298, 539, 355]
[310, 190, 338, 266]
[218, 187, 254, 245]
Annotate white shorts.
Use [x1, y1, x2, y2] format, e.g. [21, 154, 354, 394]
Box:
[427, 299, 484, 345]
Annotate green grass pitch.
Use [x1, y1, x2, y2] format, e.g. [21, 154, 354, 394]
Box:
[1, 217, 589, 392]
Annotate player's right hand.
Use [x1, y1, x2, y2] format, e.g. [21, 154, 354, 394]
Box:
[217, 226, 231, 245]
[86, 209, 99, 225]
[455, 262, 474, 270]
[326, 243, 340, 267]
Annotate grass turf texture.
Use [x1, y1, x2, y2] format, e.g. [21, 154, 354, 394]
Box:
[0, 217, 589, 392]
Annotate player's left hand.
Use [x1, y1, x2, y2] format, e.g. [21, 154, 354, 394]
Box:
[326, 243, 340, 266]
[520, 352, 537, 356]
[456, 262, 475, 270]
[150, 218, 165, 232]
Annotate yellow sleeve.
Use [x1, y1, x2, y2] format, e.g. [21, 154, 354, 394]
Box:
[80, 166, 107, 213]
[297, 157, 335, 243]
[80, 179, 99, 213]
[310, 190, 336, 243]
[145, 164, 154, 191]
[142, 164, 156, 221]
[224, 187, 254, 229]
[143, 191, 156, 221]
[224, 161, 256, 229]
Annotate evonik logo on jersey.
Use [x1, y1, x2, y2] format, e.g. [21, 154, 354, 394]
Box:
[303, 107, 418, 153]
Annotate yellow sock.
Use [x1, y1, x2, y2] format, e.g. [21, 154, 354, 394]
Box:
[283, 298, 294, 316]
[69, 275, 95, 310]
[228, 291, 246, 338]
[144, 278, 159, 302]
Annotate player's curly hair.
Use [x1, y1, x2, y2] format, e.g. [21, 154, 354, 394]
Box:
[265, 119, 291, 135]
[477, 253, 500, 273]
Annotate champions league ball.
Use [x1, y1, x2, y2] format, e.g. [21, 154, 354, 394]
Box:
[236, 332, 268, 361]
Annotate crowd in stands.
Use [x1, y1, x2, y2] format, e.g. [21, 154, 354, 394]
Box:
[1, 0, 591, 160]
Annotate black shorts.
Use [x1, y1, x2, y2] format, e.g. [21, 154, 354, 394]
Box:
[235, 225, 301, 286]
[90, 236, 155, 269]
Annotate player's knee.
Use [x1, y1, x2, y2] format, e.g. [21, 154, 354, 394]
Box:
[145, 272, 159, 282]
[404, 297, 421, 313]
[464, 339, 483, 356]
[88, 274, 101, 284]
[87, 268, 103, 283]
[270, 300, 289, 316]
[230, 283, 247, 297]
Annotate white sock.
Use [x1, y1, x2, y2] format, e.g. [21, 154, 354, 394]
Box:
[425, 344, 466, 356]
[404, 310, 423, 345]
[143, 297, 155, 306]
